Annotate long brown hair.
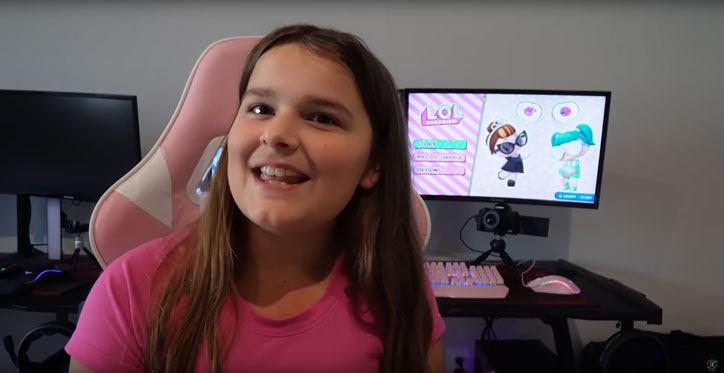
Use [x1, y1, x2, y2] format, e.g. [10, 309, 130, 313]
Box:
[146, 24, 432, 372]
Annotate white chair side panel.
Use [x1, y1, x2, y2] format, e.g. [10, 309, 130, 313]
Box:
[115, 150, 173, 228]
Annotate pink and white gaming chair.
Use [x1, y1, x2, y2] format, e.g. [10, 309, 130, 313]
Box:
[89, 37, 431, 268]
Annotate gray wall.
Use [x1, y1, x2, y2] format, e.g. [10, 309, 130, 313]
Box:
[1, 1, 723, 371]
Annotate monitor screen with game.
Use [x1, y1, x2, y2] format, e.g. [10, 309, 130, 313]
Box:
[406, 89, 610, 208]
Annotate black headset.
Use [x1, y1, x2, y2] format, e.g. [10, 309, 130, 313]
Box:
[598, 328, 670, 373]
[14, 321, 75, 372]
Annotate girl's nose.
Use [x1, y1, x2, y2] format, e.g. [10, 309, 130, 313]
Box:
[259, 112, 300, 152]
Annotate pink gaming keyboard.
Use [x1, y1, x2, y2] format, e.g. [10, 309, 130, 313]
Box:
[425, 261, 509, 299]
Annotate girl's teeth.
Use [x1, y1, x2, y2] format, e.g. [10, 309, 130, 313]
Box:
[261, 165, 301, 177]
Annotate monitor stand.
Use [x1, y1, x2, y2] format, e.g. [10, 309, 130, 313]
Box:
[47, 198, 62, 261]
[15, 194, 37, 256]
[4, 195, 45, 268]
[13, 195, 63, 261]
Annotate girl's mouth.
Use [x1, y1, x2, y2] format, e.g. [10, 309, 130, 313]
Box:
[253, 165, 310, 185]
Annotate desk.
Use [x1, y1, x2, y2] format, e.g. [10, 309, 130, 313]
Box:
[0, 254, 101, 370]
[0, 255, 100, 320]
[436, 260, 662, 373]
[2, 256, 661, 371]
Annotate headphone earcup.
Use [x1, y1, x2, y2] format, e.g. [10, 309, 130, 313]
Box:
[16, 321, 75, 372]
[599, 329, 669, 373]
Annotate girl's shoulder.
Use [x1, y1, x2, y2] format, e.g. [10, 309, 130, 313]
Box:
[99, 228, 194, 297]
[66, 229, 195, 371]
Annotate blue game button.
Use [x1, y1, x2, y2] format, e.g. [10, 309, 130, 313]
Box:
[555, 192, 595, 202]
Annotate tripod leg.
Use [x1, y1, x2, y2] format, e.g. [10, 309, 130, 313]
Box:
[81, 247, 102, 269]
[81, 247, 94, 258]
[70, 248, 81, 271]
[470, 250, 493, 266]
[498, 251, 518, 270]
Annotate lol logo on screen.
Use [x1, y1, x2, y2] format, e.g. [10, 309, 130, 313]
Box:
[516, 101, 543, 123]
[552, 102, 579, 122]
[422, 103, 464, 126]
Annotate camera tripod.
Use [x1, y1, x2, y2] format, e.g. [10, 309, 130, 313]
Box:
[470, 234, 518, 269]
[62, 213, 101, 270]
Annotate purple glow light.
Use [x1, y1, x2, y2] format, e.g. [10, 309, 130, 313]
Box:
[541, 280, 580, 293]
[28, 269, 62, 284]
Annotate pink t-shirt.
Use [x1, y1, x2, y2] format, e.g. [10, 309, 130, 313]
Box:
[65, 230, 445, 372]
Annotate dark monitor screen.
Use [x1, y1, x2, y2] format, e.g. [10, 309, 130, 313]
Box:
[406, 88, 610, 209]
[0, 90, 141, 202]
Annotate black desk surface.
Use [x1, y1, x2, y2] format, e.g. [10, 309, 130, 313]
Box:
[2, 255, 662, 326]
[437, 259, 662, 325]
[0, 255, 101, 315]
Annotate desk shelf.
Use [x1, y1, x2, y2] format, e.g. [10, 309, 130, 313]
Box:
[436, 259, 663, 373]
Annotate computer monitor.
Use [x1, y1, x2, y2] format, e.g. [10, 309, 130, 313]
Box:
[405, 89, 610, 209]
[0, 89, 141, 259]
[0, 90, 141, 201]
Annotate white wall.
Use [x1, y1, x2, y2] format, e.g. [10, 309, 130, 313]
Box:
[1, 1, 723, 370]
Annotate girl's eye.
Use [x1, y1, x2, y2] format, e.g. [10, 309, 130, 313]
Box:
[310, 113, 337, 126]
[249, 104, 273, 115]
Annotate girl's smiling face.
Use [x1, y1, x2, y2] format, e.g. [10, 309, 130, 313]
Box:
[226, 43, 379, 235]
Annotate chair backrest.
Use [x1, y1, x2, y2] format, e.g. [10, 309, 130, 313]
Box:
[89, 37, 260, 267]
[89, 36, 432, 268]
[412, 191, 432, 251]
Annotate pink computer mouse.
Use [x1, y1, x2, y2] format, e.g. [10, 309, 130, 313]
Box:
[526, 275, 581, 295]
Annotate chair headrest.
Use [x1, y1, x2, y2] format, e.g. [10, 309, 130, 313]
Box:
[89, 36, 433, 268]
[89, 37, 261, 267]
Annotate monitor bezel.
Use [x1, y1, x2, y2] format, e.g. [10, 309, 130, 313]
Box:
[0, 89, 141, 202]
[404, 88, 611, 209]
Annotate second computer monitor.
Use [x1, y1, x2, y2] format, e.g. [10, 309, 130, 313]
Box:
[406, 89, 610, 209]
[0, 89, 141, 202]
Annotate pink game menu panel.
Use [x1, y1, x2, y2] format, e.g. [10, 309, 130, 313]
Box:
[408, 93, 486, 196]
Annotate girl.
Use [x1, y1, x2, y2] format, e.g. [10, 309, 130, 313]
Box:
[486, 120, 528, 187]
[66, 25, 445, 372]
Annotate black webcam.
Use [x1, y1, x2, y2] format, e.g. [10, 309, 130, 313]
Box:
[476, 204, 520, 236]
[475, 203, 549, 237]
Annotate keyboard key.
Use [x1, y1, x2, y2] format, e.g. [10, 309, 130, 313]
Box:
[425, 261, 509, 299]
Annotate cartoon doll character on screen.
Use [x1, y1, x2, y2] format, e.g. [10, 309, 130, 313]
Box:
[550, 124, 595, 191]
[486, 120, 528, 187]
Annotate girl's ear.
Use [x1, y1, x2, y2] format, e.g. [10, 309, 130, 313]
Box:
[359, 165, 380, 190]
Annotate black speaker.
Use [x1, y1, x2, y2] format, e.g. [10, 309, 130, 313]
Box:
[475, 339, 557, 373]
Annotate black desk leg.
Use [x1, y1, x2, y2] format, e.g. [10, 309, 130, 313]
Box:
[544, 317, 577, 373]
